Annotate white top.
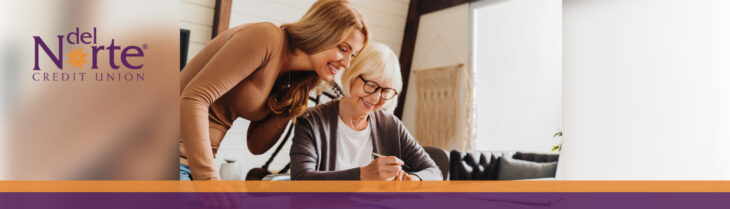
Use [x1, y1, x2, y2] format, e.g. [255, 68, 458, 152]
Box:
[334, 116, 373, 171]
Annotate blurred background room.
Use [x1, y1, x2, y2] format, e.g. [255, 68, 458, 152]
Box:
[2, 0, 726, 181]
[179, 0, 563, 180]
[179, 0, 729, 181]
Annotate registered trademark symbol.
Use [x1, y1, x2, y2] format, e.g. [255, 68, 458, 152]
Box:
[142, 44, 149, 49]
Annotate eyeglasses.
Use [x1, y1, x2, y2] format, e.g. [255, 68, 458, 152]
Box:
[358, 75, 398, 100]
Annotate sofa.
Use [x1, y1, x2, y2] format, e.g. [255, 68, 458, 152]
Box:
[423, 146, 559, 180]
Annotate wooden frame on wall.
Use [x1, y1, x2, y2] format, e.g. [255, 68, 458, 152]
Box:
[212, 0, 232, 38]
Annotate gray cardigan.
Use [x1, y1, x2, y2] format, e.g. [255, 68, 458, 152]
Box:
[290, 100, 442, 180]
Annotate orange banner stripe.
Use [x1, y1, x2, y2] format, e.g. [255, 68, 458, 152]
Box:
[1, 181, 730, 193]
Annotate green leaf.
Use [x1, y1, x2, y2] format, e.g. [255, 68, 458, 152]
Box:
[553, 131, 562, 138]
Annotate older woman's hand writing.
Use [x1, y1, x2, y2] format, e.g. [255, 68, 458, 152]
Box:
[360, 156, 405, 180]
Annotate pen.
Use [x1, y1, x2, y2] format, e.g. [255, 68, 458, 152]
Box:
[371, 153, 410, 169]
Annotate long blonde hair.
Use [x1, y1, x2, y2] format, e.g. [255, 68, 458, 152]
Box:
[267, 0, 370, 122]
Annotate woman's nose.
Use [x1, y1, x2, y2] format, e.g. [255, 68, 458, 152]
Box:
[367, 90, 382, 103]
[341, 55, 352, 69]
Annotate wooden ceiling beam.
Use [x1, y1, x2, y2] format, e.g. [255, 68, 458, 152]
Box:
[419, 0, 476, 15]
[394, 0, 421, 119]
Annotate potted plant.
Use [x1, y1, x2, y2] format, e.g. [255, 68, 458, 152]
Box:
[552, 130, 562, 152]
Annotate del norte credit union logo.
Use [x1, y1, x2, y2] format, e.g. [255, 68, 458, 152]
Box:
[33, 27, 146, 82]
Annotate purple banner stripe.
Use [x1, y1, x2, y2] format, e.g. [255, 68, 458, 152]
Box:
[1, 192, 729, 209]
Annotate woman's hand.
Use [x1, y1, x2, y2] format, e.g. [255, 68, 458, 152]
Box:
[360, 156, 404, 180]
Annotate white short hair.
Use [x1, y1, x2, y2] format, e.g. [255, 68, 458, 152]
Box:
[341, 42, 402, 112]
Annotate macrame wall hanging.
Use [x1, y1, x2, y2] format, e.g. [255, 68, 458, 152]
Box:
[414, 63, 472, 151]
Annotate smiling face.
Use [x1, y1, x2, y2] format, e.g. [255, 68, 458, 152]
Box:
[343, 74, 395, 117]
[308, 27, 365, 82]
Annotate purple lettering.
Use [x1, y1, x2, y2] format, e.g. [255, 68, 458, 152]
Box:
[67, 27, 79, 44]
[121, 46, 144, 69]
[91, 45, 105, 69]
[106, 39, 121, 69]
[81, 32, 92, 44]
[33, 35, 64, 70]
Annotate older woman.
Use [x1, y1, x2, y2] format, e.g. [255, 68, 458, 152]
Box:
[290, 43, 442, 180]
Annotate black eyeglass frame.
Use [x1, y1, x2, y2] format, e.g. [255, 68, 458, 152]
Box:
[358, 75, 398, 100]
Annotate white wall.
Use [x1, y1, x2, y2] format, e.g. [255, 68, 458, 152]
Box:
[228, 0, 408, 56]
[0, 0, 8, 179]
[560, 0, 730, 180]
[189, 0, 411, 179]
[179, 0, 215, 62]
[401, 4, 472, 150]
[470, 0, 562, 152]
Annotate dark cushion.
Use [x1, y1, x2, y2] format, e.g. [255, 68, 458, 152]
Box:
[513, 152, 560, 162]
[465, 152, 483, 180]
[449, 150, 559, 180]
[423, 146, 450, 180]
[497, 157, 558, 180]
[450, 150, 510, 180]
